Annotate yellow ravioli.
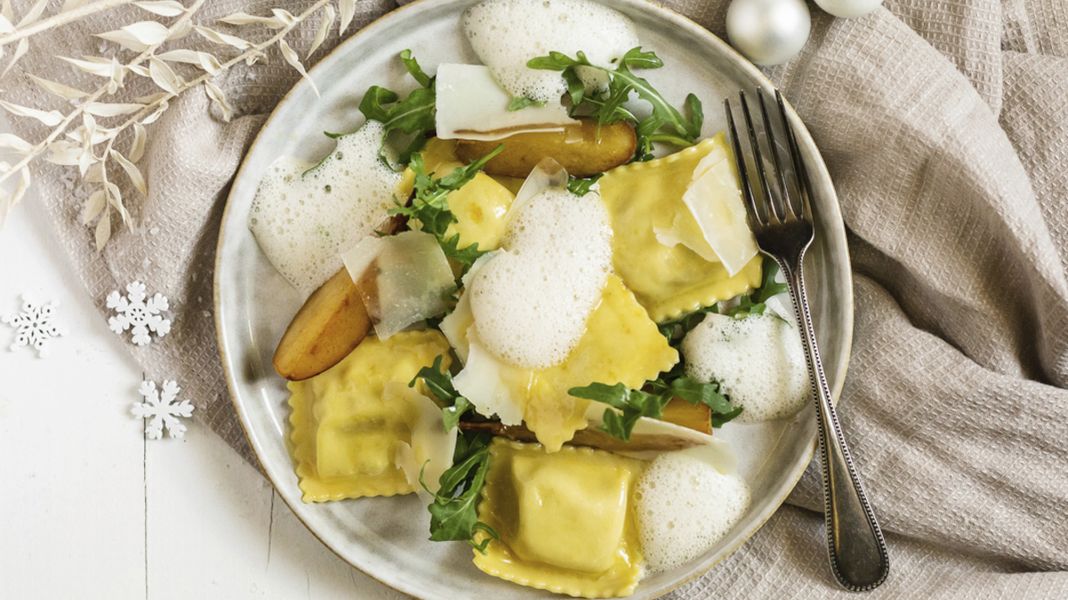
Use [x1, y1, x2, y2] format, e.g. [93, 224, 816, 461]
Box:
[599, 135, 763, 322]
[398, 138, 515, 252]
[450, 274, 679, 451]
[288, 330, 451, 502]
[474, 439, 645, 598]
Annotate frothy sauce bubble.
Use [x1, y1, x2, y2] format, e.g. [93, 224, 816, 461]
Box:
[249, 121, 400, 295]
[469, 188, 613, 369]
[682, 312, 809, 422]
[634, 450, 751, 572]
[463, 0, 639, 102]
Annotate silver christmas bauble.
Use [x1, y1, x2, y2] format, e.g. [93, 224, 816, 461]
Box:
[814, 0, 883, 18]
[726, 0, 811, 66]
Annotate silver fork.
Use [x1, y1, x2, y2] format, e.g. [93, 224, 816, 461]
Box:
[725, 89, 890, 591]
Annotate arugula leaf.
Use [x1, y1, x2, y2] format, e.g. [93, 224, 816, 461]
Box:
[570, 373, 743, 440]
[684, 93, 704, 139]
[526, 50, 586, 70]
[753, 260, 788, 303]
[567, 382, 670, 441]
[410, 355, 459, 404]
[566, 174, 602, 196]
[391, 146, 504, 270]
[409, 355, 475, 431]
[528, 47, 703, 159]
[421, 431, 498, 552]
[507, 96, 546, 111]
[377, 87, 436, 135]
[657, 305, 717, 347]
[562, 68, 585, 106]
[443, 396, 473, 431]
[616, 46, 665, 69]
[358, 86, 401, 122]
[601, 409, 641, 441]
[722, 260, 789, 318]
[400, 48, 433, 87]
[357, 50, 436, 165]
[440, 233, 487, 266]
[648, 376, 743, 427]
[721, 295, 768, 318]
[659, 260, 788, 343]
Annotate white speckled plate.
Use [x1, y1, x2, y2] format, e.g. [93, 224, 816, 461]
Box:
[214, 1, 853, 597]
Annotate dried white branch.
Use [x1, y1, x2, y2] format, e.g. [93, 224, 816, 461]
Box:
[308, 5, 335, 58]
[0, 0, 138, 47]
[95, 20, 171, 52]
[28, 73, 90, 100]
[0, 0, 341, 241]
[133, 1, 184, 17]
[0, 0, 206, 223]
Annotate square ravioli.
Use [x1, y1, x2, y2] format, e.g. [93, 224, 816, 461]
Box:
[474, 439, 645, 598]
[599, 134, 763, 322]
[446, 274, 679, 451]
[288, 330, 451, 502]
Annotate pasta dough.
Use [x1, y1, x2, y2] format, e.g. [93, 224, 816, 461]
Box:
[474, 439, 645, 598]
[599, 135, 763, 321]
[288, 330, 452, 502]
[397, 138, 516, 253]
[451, 274, 679, 451]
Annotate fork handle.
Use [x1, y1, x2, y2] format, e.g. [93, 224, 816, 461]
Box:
[779, 256, 890, 591]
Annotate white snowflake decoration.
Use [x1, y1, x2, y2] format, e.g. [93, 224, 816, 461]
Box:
[107, 281, 171, 346]
[132, 379, 194, 439]
[2, 295, 65, 357]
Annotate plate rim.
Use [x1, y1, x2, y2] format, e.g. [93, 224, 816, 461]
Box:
[213, 0, 855, 597]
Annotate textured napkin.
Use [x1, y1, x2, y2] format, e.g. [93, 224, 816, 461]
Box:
[5, 0, 1067, 597]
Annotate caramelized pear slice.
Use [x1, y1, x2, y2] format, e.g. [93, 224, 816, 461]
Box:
[455, 119, 636, 178]
[660, 398, 713, 435]
[460, 420, 704, 453]
[273, 268, 370, 381]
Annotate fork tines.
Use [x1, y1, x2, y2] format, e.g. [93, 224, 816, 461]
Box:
[724, 90, 812, 229]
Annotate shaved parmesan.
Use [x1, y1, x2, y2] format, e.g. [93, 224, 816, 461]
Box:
[584, 404, 737, 473]
[452, 330, 528, 425]
[435, 63, 574, 141]
[388, 382, 458, 500]
[439, 252, 494, 364]
[340, 231, 454, 340]
[440, 289, 473, 363]
[508, 157, 568, 220]
[654, 135, 758, 275]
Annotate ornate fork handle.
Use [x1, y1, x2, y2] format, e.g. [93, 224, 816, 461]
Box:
[727, 89, 889, 589]
[779, 256, 889, 591]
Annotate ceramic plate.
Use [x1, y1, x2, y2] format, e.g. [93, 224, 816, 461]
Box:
[214, 0, 853, 597]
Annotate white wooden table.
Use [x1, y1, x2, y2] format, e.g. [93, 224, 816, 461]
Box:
[0, 197, 404, 599]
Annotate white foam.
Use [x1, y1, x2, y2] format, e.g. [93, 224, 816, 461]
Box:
[248, 121, 400, 295]
[468, 187, 612, 369]
[634, 450, 751, 572]
[682, 312, 809, 422]
[463, 0, 639, 102]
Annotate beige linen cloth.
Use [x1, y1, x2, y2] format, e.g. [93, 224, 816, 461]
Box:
[5, 0, 1067, 597]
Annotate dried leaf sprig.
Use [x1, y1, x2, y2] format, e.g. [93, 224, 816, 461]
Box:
[0, 0, 357, 250]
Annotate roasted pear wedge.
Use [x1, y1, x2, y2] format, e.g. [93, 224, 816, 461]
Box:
[660, 398, 713, 435]
[455, 119, 636, 178]
[273, 268, 371, 381]
[461, 399, 715, 452]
